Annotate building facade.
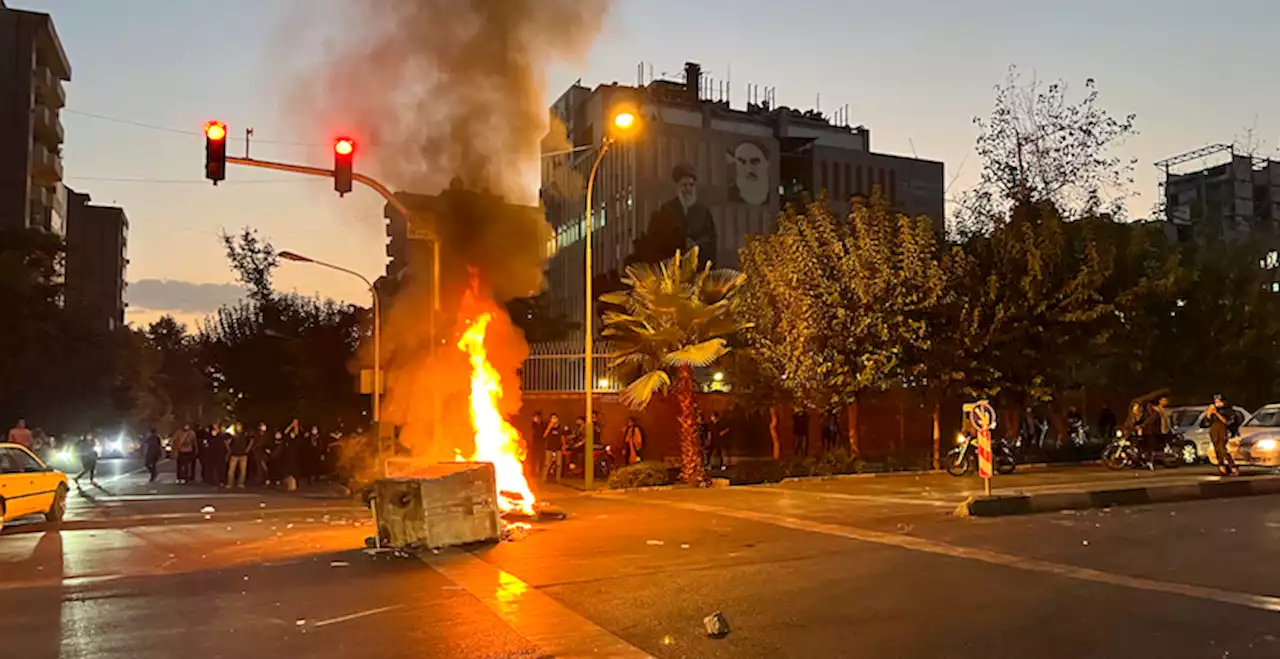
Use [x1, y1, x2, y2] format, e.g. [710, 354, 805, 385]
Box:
[0, 1, 70, 234]
[541, 61, 945, 325]
[65, 188, 128, 331]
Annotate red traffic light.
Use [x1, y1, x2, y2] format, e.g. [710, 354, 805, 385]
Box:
[205, 121, 227, 142]
[334, 138, 354, 156]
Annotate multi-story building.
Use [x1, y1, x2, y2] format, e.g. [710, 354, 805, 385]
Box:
[1158, 145, 1280, 241]
[541, 61, 945, 325]
[0, 0, 70, 234]
[65, 188, 128, 331]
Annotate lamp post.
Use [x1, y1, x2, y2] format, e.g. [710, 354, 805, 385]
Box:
[278, 250, 384, 476]
[582, 108, 639, 490]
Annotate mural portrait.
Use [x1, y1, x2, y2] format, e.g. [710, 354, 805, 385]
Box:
[726, 140, 770, 206]
[649, 162, 717, 266]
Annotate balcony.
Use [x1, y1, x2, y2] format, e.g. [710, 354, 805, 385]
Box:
[31, 145, 63, 186]
[32, 105, 64, 147]
[32, 67, 66, 109]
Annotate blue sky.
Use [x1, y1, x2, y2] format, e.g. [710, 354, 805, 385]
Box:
[19, 0, 1280, 327]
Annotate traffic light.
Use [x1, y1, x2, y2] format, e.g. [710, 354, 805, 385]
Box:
[334, 137, 354, 195]
[204, 121, 227, 184]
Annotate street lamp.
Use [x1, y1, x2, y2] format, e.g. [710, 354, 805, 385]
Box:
[583, 105, 641, 490]
[277, 250, 384, 475]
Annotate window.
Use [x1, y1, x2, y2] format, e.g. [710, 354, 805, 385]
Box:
[0, 447, 42, 474]
[1264, 250, 1279, 270]
[844, 165, 853, 200]
[856, 165, 864, 193]
[821, 161, 829, 194]
[888, 170, 897, 203]
[877, 168, 886, 195]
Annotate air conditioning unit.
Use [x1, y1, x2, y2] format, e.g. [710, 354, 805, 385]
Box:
[372, 462, 501, 550]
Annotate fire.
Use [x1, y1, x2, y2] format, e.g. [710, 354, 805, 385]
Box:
[456, 312, 536, 515]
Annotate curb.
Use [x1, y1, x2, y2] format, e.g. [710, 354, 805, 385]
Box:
[954, 475, 1280, 517]
[780, 460, 1103, 484]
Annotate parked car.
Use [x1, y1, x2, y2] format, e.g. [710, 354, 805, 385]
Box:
[1167, 404, 1252, 464]
[0, 442, 69, 532]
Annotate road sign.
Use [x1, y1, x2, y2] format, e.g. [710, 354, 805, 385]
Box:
[967, 400, 997, 491]
[407, 227, 433, 241]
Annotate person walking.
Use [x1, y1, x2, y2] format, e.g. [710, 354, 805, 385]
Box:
[172, 423, 198, 484]
[143, 428, 164, 482]
[1207, 394, 1239, 476]
[621, 417, 645, 465]
[7, 418, 33, 449]
[74, 432, 98, 488]
[226, 425, 254, 489]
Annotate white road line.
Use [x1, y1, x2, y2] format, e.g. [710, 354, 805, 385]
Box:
[312, 605, 402, 628]
[424, 551, 652, 659]
[652, 500, 1280, 614]
[745, 485, 959, 507]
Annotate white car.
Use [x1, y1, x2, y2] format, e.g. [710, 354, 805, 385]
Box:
[1210, 403, 1280, 468]
[1168, 405, 1252, 464]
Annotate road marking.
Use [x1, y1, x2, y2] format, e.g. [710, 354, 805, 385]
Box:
[652, 500, 1280, 614]
[312, 605, 402, 628]
[424, 550, 651, 658]
[746, 485, 959, 507]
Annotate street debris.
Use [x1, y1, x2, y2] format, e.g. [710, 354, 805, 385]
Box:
[330, 561, 350, 568]
[646, 540, 665, 546]
[1082, 540, 1090, 546]
[501, 521, 533, 542]
[703, 611, 730, 638]
[201, 506, 216, 514]
[680, 544, 691, 549]
[295, 619, 306, 627]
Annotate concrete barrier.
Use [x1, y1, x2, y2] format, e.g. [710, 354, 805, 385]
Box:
[955, 475, 1280, 517]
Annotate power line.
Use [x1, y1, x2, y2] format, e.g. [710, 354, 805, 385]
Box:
[67, 175, 320, 185]
[62, 108, 322, 146]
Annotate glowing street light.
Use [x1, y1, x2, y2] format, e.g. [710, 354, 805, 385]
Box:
[277, 250, 383, 475]
[583, 105, 641, 489]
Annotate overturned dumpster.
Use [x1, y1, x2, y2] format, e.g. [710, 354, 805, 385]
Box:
[372, 462, 501, 551]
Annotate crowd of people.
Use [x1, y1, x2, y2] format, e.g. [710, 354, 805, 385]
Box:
[161, 421, 344, 490]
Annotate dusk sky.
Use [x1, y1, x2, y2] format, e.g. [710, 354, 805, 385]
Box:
[19, 0, 1280, 329]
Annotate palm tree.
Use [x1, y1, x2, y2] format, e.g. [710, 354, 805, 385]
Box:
[599, 248, 749, 484]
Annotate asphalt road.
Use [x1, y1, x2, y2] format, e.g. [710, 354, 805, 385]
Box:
[2, 459, 1278, 658]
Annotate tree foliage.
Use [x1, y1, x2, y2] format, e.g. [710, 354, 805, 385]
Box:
[600, 247, 748, 483]
[955, 66, 1138, 234]
[739, 194, 947, 410]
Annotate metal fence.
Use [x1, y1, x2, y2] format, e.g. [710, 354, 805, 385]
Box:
[520, 337, 619, 393]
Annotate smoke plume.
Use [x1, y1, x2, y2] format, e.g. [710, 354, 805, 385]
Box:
[283, 0, 610, 462]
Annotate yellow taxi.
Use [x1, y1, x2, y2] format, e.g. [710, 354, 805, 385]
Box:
[0, 442, 69, 532]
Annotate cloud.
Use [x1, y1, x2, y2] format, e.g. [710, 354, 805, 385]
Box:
[126, 279, 246, 315]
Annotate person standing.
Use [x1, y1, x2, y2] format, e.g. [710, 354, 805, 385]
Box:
[7, 419, 33, 449]
[251, 423, 272, 485]
[1139, 401, 1164, 469]
[542, 413, 564, 483]
[143, 428, 164, 483]
[1097, 405, 1117, 441]
[621, 417, 645, 465]
[172, 423, 198, 484]
[1207, 394, 1239, 476]
[226, 425, 254, 489]
[708, 412, 730, 471]
[528, 412, 547, 482]
[74, 431, 98, 488]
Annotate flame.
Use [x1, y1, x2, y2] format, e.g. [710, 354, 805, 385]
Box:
[456, 312, 536, 515]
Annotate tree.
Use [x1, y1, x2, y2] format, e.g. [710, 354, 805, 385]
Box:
[198, 294, 365, 429]
[145, 315, 218, 430]
[738, 194, 947, 453]
[955, 66, 1138, 235]
[221, 227, 278, 305]
[599, 247, 748, 484]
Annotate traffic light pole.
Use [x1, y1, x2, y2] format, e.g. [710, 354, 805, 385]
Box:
[224, 155, 444, 455]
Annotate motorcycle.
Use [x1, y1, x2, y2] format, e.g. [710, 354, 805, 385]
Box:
[945, 433, 1017, 477]
[1102, 430, 1190, 470]
[1067, 418, 1089, 447]
[563, 441, 618, 479]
